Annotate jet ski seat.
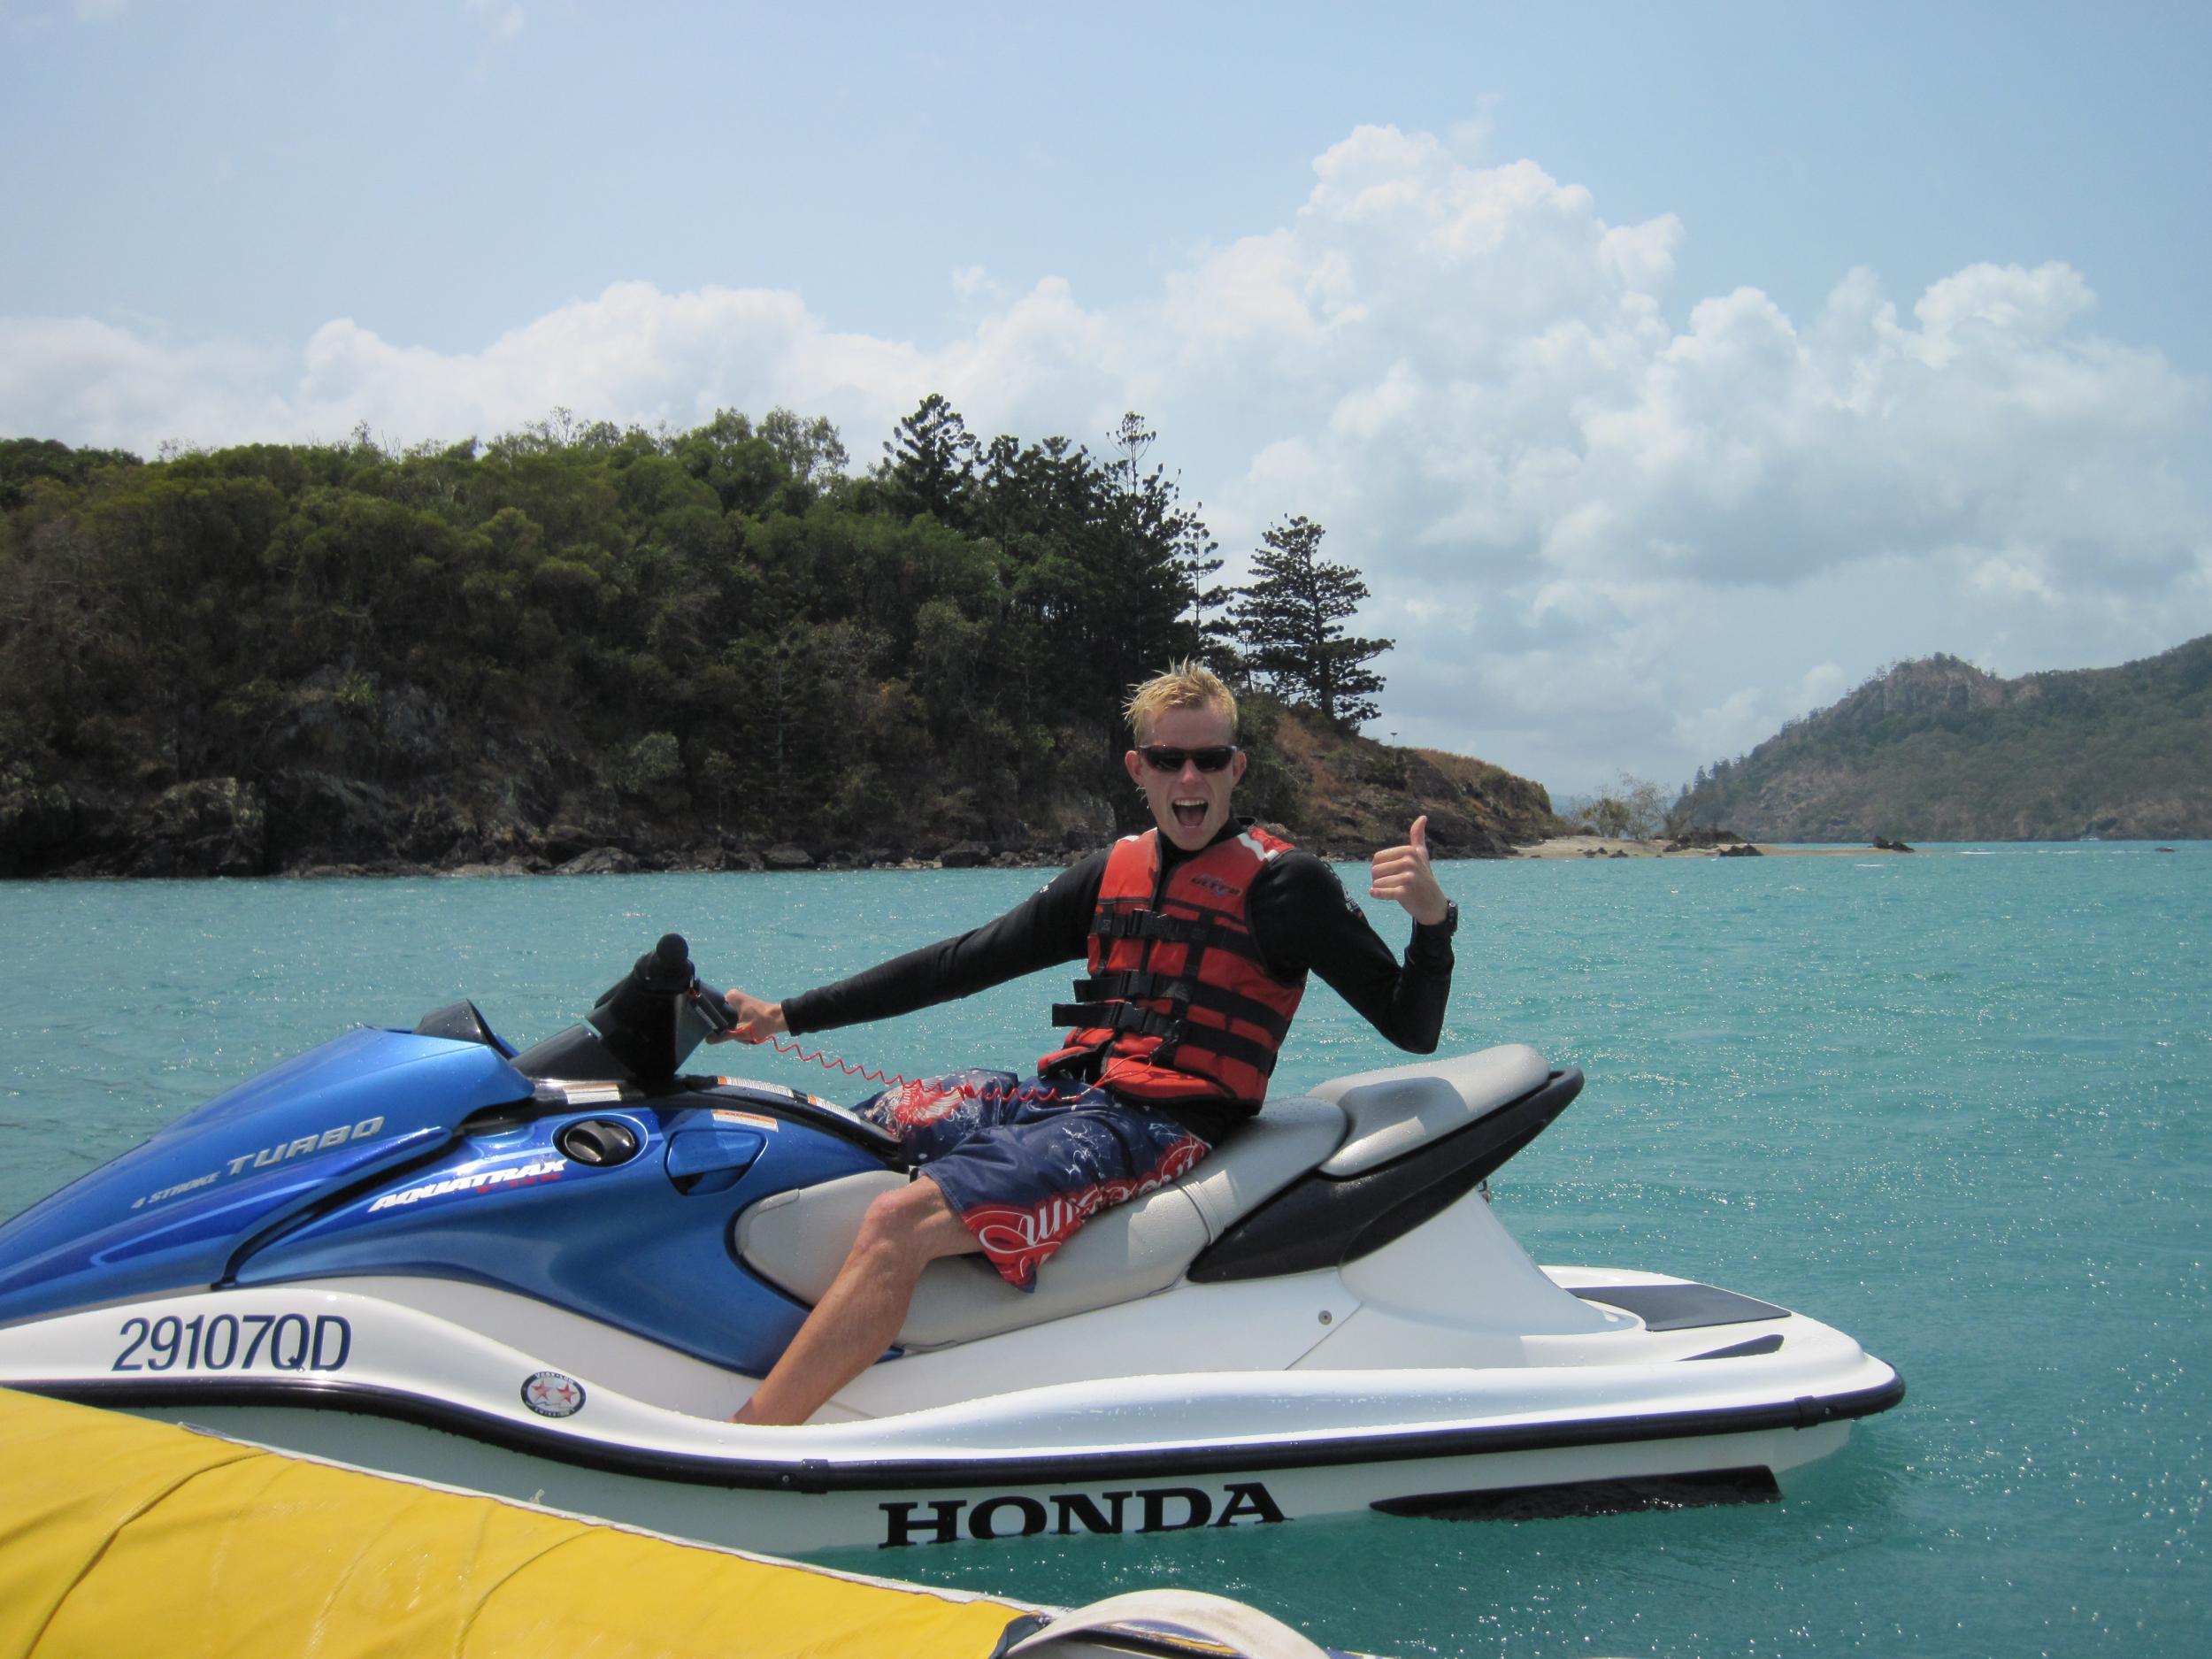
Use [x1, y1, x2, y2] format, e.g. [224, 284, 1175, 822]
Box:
[735, 1094, 1345, 1349]
[734, 1045, 1555, 1351]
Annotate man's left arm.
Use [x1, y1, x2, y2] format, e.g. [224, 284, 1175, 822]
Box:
[1251, 817, 1456, 1052]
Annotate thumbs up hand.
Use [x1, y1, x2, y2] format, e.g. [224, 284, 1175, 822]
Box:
[1369, 814, 1449, 926]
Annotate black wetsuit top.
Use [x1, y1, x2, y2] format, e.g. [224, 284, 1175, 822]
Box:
[783, 822, 1457, 1144]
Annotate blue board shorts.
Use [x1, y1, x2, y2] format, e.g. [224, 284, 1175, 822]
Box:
[856, 1069, 1211, 1291]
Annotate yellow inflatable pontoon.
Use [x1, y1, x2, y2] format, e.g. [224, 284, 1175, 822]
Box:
[0, 1387, 1337, 1659]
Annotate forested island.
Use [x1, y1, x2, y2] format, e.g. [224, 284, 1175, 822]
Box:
[1674, 641, 2212, 841]
[0, 404, 1558, 879]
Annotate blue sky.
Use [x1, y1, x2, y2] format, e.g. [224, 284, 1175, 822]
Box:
[5, 1, 2208, 799]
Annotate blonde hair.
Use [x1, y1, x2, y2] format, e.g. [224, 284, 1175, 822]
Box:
[1124, 660, 1238, 741]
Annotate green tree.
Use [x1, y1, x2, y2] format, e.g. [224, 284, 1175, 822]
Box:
[1617, 773, 1668, 839]
[1230, 516, 1392, 729]
[1088, 414, 1219, 743]
[1104, 412, 1225, 647]
[0, 438, 141, 512]
[758, 408, 849, 494]
[1565, 774, 1669, 840]
[879, 394, 977, 527]
[673, 409, 786, 515]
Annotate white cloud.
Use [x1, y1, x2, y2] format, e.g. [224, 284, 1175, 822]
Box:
[1796, 661, 1849, 707]
[1966, 554, 2059, 604]
[1672, 686, 1770, 769]
[4, 122, 2207, 798]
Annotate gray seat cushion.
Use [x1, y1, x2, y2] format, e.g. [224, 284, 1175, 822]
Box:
[734, 1094, 1347, 1349]
[1313, 1044, 1551, 1175]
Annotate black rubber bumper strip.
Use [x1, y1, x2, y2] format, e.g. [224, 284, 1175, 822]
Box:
[19, 1366, 1907, 1495]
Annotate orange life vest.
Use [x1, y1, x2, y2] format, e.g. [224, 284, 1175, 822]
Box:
[1039, 826, 1307, 1108]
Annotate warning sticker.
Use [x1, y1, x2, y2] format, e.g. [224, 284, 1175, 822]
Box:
[711, 1109, 780, 1131]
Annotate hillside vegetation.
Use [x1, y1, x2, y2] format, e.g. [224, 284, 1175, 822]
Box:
[1675, 640, 2212, 841]
[0, 421, 1556, 877]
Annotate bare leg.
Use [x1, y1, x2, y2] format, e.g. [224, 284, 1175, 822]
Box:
[733, 1176, 979, 1426]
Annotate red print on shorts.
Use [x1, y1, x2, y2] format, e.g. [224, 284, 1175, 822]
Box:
[963, 1133, 1209, 1288]
[879, 1075, 966, 1129]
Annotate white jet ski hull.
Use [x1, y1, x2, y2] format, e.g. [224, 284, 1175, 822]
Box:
[0, 1271, 1901, 1554]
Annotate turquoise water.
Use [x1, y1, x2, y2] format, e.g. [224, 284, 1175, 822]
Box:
[2, 846, 2205, 1656]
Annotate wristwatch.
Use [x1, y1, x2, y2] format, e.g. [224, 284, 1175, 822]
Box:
[1421, 900, 1459, 935]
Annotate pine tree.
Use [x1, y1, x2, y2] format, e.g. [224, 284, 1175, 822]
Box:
[1230, 516, 1393, 728]
[879, 394, 977, 526]
[1099, 412, 1220, 671]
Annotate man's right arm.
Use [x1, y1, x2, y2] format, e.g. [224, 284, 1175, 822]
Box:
[777, 851, 1107, 1035]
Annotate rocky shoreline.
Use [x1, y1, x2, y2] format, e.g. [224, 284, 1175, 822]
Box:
[4, 768, 1964, 881]
[1, 769, 1540, 880]
[1516, 833, 1917, 860]
[3, 700, 1564, 880]
[310, 839, 1104, 880]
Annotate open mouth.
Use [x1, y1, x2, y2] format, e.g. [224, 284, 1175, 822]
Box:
[1172, 799, 1209, 830]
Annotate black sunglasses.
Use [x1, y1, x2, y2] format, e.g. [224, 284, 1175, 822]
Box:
[1138, 744, 1240, 773]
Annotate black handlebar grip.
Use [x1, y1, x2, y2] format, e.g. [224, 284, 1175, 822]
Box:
[693, 979, 736, 1033]
[632, 933, 695, 995]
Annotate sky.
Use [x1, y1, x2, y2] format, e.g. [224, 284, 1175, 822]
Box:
[4, 1, 2209, 802]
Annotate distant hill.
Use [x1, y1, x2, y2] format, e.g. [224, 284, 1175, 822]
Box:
[1673, 638, 2212, 841]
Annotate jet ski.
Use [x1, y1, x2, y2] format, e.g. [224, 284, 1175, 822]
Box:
[0, 934, 1902, 1554]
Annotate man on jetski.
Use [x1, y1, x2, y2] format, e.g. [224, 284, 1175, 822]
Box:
[713, 661, 1455, 1425]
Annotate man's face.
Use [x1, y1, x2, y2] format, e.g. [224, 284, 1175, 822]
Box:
[1125, 703, 1248, 852]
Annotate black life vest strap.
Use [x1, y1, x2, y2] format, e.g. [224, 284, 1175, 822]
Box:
[1050, 1000, 1280, 1078]
[1090, 904, 1265, 963]
[1070, 971, 1292, 1041]
[1156, 1022, 1279, 1079]
[1051, 1000, 1177, 1040]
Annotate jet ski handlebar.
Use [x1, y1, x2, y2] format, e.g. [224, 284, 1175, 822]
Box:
[511, 933, 734, 1087]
